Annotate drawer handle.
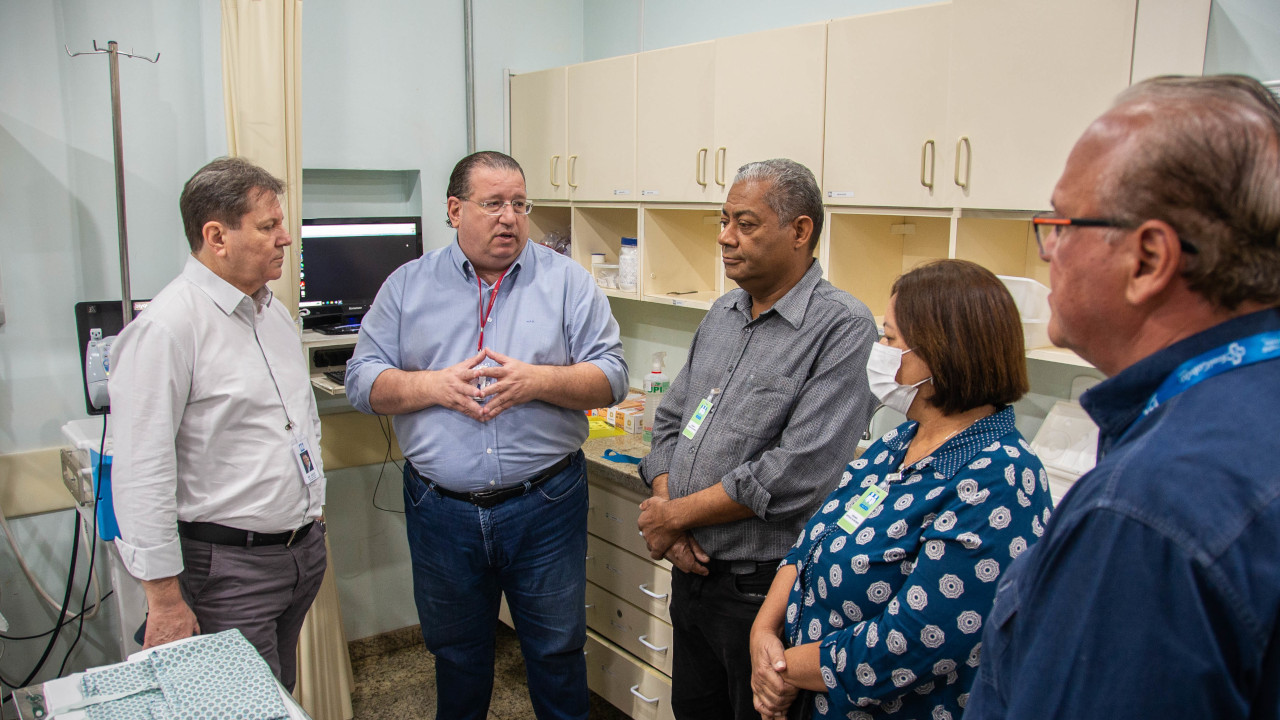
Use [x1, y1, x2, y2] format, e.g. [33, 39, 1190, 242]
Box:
[585, 604, 595, 609]
[629, 685, 660, 704]
[638, 635, 669, 653]
[638, 583, 668, 600]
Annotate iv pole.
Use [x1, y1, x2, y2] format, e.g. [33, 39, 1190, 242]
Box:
[65, 41, 160, 325]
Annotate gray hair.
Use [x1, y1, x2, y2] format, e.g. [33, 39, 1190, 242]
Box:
[1098, 74, 1280, 310]
[733, 159, 824, 251]
[180, 157, 285, 253]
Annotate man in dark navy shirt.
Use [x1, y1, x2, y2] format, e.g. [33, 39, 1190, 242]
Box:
[965, 75, 1280, 720]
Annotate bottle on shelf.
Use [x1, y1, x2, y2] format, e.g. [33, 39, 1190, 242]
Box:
[641, 351, 669, 444]
[618, 236, 638, 292]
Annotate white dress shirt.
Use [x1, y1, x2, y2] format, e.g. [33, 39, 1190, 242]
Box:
[109, 256, 324, 581]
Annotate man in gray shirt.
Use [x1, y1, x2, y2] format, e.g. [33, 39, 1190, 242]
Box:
[637, 158, 877, 720]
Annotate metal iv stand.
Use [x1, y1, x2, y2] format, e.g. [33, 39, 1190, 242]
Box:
[65, 41, 160, 325]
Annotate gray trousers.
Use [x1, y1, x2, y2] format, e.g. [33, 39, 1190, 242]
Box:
[178, 523, 327, 691]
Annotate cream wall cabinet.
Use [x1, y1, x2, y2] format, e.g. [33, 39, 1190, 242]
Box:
[945, 0, 1137, 210]
[635, 24, 828, 204]
[823, 4, 953, 208]
[510, 67, 568, 200]
[568, 56, 638, 202]
[636, 42, 718, 203]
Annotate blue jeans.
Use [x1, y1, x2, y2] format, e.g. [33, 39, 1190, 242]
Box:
[403, 451, 589, 720]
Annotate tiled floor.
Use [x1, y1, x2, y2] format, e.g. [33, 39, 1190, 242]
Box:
[350, 623, 630, 719]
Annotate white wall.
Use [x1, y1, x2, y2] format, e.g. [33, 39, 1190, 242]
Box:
[1204, 0, 1280, 79]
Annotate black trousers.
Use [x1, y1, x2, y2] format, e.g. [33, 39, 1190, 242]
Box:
[669, 562, 778, 720]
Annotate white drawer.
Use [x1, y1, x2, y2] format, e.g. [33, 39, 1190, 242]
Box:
[587, 535, 673, 624]
[588, 481, 661, 561]
[586, 631, 676, 720]
[586, 582, 674, 676]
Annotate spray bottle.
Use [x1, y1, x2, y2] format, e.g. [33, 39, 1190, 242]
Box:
[641, 351, 669, 443]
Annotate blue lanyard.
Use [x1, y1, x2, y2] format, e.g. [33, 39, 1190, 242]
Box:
[1139, 330, 1280, 422]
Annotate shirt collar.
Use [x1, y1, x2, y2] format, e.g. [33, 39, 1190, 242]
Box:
[182, 255, 272, 315]
[447, 236, 530, 284]
[728, 260, 824, 328]
[881, 405, 1018, 480]
[1081, 307, 1280, 451]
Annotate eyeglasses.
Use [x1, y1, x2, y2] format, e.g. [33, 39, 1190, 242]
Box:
[463, 198, 534, 216]
[1031, 213, 1128, 255]
[1031, 212, 1199, 256]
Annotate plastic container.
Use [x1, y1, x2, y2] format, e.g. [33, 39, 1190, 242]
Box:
[641, 351, 669, 443]
[593, 263, 620, 289]
[997, 275, 1052, 349]
[618, 237, 638, 292]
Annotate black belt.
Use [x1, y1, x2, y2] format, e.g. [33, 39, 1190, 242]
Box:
[178, 519, 316, 548]
[410, 454, 573, 509]
[703, 558, 783, 575]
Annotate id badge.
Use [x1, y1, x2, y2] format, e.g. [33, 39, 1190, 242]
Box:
[836, 475, 896, 533]
[682, 397, 714, 439]
[292, 430, 322, 485]
[474, 357, 500, 404]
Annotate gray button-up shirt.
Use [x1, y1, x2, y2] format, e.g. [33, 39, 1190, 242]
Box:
[639, 261, 878, 561]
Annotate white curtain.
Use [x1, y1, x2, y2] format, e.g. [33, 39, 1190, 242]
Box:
[221, 3, 355, 719]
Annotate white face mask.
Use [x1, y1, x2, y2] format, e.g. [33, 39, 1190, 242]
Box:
[866, 342, 932, 416]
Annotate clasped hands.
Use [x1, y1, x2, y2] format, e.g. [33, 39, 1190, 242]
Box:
[637, 496, 710, 576]
[750, 630, 801, 719]
[429, 348, 545, 421]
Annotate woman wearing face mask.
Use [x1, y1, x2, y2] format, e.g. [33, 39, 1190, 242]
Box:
[749, 260, 1053, 720]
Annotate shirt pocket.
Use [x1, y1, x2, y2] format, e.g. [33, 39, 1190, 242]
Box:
[726, 373, 801, 440]
[980, 569, 1023, 693]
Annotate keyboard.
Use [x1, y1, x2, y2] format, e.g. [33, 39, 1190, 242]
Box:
[315, 324, 361, 335]
[323, 370, 347, 386]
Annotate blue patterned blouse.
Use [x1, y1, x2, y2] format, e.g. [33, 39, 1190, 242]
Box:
[782, 406, 1052, 720]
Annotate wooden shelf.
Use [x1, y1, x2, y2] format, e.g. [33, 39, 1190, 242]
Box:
[642, 207, 721, 302]
[826, 212, 950, 318]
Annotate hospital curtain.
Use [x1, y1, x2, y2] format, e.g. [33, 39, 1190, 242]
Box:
[221, 3, 356, 720]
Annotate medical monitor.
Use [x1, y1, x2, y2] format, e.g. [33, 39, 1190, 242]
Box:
[299, 216, 423, 330]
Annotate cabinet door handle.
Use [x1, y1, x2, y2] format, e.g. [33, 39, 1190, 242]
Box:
[568, 154, 579, 189]
[696, 148, 709, 187]
[714, 147, 727, 187]
[638, 635, 669, 653]
[550, 155, 561, 188]
[629, 685, 660, 704]
[920, 140, 935, 190]
[638, 583, 668, 600]
[954, 136, 971, 190]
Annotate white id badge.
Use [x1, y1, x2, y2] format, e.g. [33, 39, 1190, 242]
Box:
[474, 357, 501, 404]
[292, 431, 322, 485]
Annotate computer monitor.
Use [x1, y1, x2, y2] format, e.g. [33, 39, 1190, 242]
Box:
[299, 216, 423, 330]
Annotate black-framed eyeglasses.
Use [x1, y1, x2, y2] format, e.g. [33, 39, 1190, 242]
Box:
[1031, 213, 1127, 255]
[464, 198, 534, 216]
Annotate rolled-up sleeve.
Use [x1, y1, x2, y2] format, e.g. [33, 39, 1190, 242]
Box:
[720, 314, 878, 521]
[345, 267, 407, 414]
[108, 318, 190, 581]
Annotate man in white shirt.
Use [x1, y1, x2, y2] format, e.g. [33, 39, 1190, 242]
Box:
[108, 157, 326, 690]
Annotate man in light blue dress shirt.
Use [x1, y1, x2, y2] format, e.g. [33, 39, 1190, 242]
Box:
[346, 151, 628, 720]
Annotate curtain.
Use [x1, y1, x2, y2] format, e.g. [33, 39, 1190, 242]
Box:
[221, 3, 355, 719]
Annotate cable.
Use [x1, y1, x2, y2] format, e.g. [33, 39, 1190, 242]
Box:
[0, 592, 114, 641]
[7, 511, 79, 690]
[372, 415, 404, 514]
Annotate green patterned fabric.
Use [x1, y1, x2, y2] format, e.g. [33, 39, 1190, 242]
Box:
[79, 630, 288, 720]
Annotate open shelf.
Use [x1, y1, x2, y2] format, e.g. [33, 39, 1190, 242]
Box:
[529, 203, 572, 250]
[826, 211, 950, 318]
[641, 207, 722, 310]
[954, 215, 1050, 287]
[573, 206, 640, 299]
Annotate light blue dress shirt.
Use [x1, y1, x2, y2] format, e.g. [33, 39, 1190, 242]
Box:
[346, 239, 628, 491]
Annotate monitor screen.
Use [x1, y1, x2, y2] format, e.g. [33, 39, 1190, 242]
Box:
[299, 216, 423, 328]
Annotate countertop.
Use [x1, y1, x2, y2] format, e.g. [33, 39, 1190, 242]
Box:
[581, 433, 651, 497]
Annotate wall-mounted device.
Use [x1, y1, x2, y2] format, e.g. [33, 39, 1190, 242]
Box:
[299, 216, 423, 333]
[74, 299, 149, 415]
